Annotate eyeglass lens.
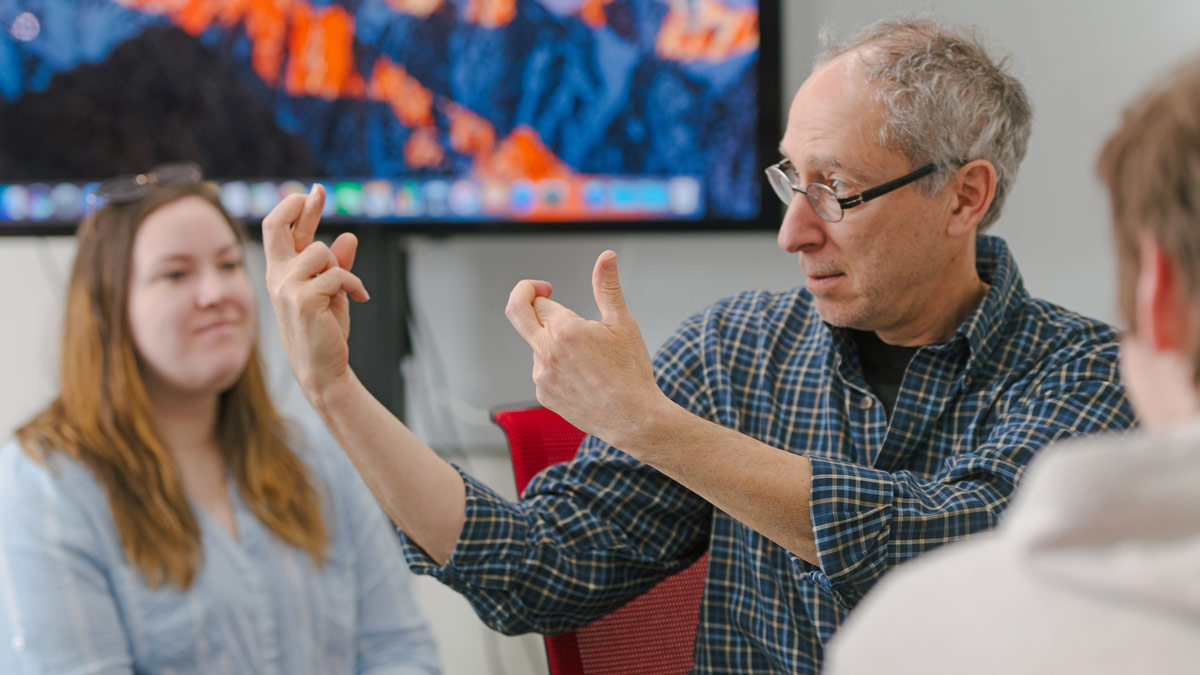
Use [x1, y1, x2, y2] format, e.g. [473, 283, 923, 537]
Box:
[764, 164, 843, 222]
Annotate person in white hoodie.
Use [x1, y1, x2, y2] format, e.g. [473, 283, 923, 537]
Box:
[823, 53, 1200, 675]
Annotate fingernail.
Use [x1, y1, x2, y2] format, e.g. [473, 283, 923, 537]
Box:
[601, 252, 616, 271]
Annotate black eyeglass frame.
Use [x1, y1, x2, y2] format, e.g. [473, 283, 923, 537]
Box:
[86, 161, 206, 210]
[764, 159, 940, 222]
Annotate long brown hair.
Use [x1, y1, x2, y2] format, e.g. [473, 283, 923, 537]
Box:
[16, 184, 329, 589]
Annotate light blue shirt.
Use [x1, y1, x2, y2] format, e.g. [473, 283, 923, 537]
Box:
[0, 423, 440, 675]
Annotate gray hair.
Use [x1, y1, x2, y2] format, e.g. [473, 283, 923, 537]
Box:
[816, 16, 1033, 231]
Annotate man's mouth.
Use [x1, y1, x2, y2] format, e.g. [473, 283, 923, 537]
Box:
[805, 272, 845, 292]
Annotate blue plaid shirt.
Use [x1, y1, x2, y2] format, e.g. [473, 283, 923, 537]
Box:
[401, 235, 1134, 673]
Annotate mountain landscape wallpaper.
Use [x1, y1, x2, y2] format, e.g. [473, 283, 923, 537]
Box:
[0, 0, 765, 222]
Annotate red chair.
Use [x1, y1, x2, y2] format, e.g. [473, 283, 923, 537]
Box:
[491, 404, 709, 675]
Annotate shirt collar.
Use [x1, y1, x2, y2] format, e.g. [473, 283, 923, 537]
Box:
[954, 234, 1028, 370]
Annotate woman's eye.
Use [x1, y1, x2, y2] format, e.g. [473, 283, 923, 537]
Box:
[163, 270, 186, 281]
[220, 260, 242, 272]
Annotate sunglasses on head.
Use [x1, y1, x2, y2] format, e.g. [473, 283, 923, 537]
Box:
[86, 161, 205, 210]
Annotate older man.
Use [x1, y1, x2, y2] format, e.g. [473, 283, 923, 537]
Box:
[824, 51, 1200, 675]
[263, 16, 1133, 674]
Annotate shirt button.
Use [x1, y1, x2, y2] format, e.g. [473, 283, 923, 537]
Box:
[12, 636, 25, 651]
[963, 375, 972, 387]
[859, 396, 874, 410]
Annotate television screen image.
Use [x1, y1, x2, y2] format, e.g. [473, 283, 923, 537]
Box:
[0, 0, 780, 233]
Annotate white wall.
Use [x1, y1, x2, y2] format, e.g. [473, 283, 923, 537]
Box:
[3, 2, 1199, 673]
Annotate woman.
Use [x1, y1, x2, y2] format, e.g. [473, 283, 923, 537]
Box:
[0, 165, 440, 674]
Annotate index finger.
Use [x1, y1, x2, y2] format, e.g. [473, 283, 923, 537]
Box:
[505, 279, 552, 346]
[261, 193, 308, 269]
[292, 183, 325, 252]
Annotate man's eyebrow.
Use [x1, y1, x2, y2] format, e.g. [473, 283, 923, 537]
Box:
[806, 155, 875, 184]
[775, 148, 845, 171]
[776, 148, 873, 183]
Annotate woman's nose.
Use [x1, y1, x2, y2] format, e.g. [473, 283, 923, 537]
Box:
[195, 267, 232, 307]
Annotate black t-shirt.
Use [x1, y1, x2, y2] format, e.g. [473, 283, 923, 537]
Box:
[850, 330, 919, 420]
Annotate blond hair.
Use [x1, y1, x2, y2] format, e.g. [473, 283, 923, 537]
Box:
[1098, 54, 1200, 383]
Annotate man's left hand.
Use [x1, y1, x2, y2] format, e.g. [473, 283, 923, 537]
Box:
[506, 251, 667, 448]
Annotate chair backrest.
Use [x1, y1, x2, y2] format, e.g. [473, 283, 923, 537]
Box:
[491, 405, 709, 675]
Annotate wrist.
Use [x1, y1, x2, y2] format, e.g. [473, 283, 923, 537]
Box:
[305, 367, 361, 417]
[612, 394, 692, 462]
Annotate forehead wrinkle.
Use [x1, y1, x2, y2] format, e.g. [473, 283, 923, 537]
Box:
[806, 155, 845, 171]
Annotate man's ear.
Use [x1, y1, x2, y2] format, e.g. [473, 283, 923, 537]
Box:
[1134, 238, 1189, 352]
[946, 159, 997, 238]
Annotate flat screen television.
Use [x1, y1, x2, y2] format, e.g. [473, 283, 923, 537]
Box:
[0, 0, 781, 234]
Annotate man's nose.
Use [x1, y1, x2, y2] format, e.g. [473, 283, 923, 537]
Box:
[777, 196, 827, 253]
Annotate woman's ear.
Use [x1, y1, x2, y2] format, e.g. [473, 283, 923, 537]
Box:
[946, 159, 997, 238]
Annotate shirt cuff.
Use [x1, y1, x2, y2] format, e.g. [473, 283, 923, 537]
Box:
[398, 465, 529, 591]
[806, 454, 895, 605]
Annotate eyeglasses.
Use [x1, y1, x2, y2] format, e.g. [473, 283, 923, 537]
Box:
[86, 161, 205, 210]
[764, 159, 938, 223]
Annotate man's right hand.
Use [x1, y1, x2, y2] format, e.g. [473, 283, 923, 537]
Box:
[262, 184, 370, 397]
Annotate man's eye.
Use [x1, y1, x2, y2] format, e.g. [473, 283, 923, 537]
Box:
[830, 179, 853, 196]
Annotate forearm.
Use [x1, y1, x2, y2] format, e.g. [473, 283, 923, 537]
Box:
[616, 398, 818, 564]
[310, 369, 465, 565]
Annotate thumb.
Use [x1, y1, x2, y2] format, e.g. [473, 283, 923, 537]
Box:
[591, 250, 628, 325]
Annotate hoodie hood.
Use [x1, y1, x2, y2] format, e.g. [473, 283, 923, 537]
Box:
[1005, 419, 1200, 620]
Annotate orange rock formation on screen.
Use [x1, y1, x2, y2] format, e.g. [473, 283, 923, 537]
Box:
[446, 102, 497, 160]
[367, 57, 436, 128]
[285, 3, 364, 98]
[578, 0, 613, 28]
[384, 0, 443, 18]
[463, 0, 516, 28]
[478, 126, 570, 181]
[404, 128, 445, 168]
[113, 0, 583, 176]
[656, 0, 758, 63]
[116, 0, 363, 96]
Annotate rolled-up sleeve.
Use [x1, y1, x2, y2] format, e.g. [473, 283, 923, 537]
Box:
[399, 441, 709, 636]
